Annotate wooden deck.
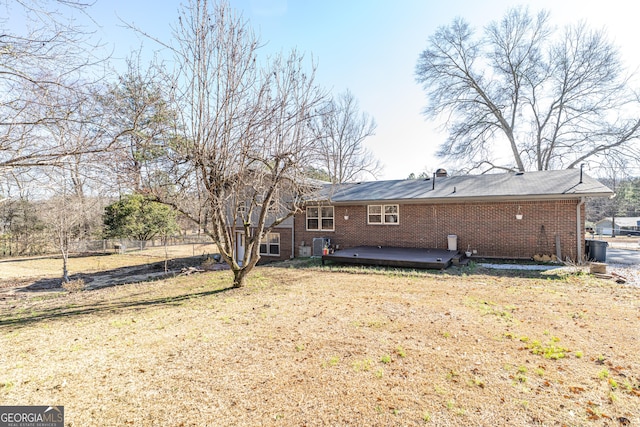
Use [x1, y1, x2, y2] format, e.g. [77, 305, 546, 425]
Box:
[321, 246, 458, 270]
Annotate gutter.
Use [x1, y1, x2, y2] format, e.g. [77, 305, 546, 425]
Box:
[577, 197, 585, 263]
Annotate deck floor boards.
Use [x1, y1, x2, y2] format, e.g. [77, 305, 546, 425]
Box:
[321, 246, 456, 270]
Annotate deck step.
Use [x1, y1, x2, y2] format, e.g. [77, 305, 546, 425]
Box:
[451, 252, 463, 266]
[451, 252, 471, 266]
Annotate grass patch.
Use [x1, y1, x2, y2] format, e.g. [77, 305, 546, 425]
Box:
[324, 356, 340, 368]
[352, 358, 373, 372]
[464, 297, 516, 321]
[526, 338, 569, 360]
[395, 345, 407, 358]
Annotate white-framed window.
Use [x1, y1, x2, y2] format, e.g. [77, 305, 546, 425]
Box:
[368, 204, 399, 225]
[306, 206, 334, 231]
[259, 232, 280, 256]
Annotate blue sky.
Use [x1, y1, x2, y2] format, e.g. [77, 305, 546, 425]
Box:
[72, 0, 640, 179]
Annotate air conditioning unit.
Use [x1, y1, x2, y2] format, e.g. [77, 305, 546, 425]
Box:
[298, 246, 311, 257]
[312, 237, 330, 257]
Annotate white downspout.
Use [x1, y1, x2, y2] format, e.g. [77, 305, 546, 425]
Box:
[577, 197, 585, 263]
[291, 215, 295, 259]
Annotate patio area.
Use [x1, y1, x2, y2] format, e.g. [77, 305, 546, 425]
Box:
[321, 246, 459, 270]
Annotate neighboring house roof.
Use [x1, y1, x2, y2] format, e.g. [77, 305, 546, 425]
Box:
[595, 217, 640, 227]
[314, 169, 612, 204]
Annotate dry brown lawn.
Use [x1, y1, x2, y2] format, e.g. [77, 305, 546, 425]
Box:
[0, 258, 639, 426]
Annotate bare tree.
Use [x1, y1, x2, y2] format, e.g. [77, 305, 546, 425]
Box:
[415, 7, 640, 173]
[27, 80, 115, 281]
[143, 0, 326, 288]
[0, 0, 112, 170]
[40, 172, 107, 284]
[41, 190, 85, 283]
[313, 90, 380, 183]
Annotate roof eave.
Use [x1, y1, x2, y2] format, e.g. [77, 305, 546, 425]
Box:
[327, 192, 613, 205]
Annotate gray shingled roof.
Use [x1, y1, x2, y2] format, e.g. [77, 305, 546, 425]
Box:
[317, 169, 612, 204]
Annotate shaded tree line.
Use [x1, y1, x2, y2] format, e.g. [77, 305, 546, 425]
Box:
[587, 177, 640, 223]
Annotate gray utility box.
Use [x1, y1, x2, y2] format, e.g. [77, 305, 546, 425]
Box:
[298, 246, 311, 257]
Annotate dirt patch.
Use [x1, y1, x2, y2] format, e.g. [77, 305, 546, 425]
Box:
[0, 255, 228, 296]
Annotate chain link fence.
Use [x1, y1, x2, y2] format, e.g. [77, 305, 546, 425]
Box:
[0, 234, 217, 259]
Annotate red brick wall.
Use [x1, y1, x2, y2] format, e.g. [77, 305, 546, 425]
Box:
[256, 227, 293, 264]
[295, 200, 584, 261]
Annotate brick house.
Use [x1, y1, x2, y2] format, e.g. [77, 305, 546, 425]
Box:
[232, 212, 295, 265]
[290, 169, 612, 262]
